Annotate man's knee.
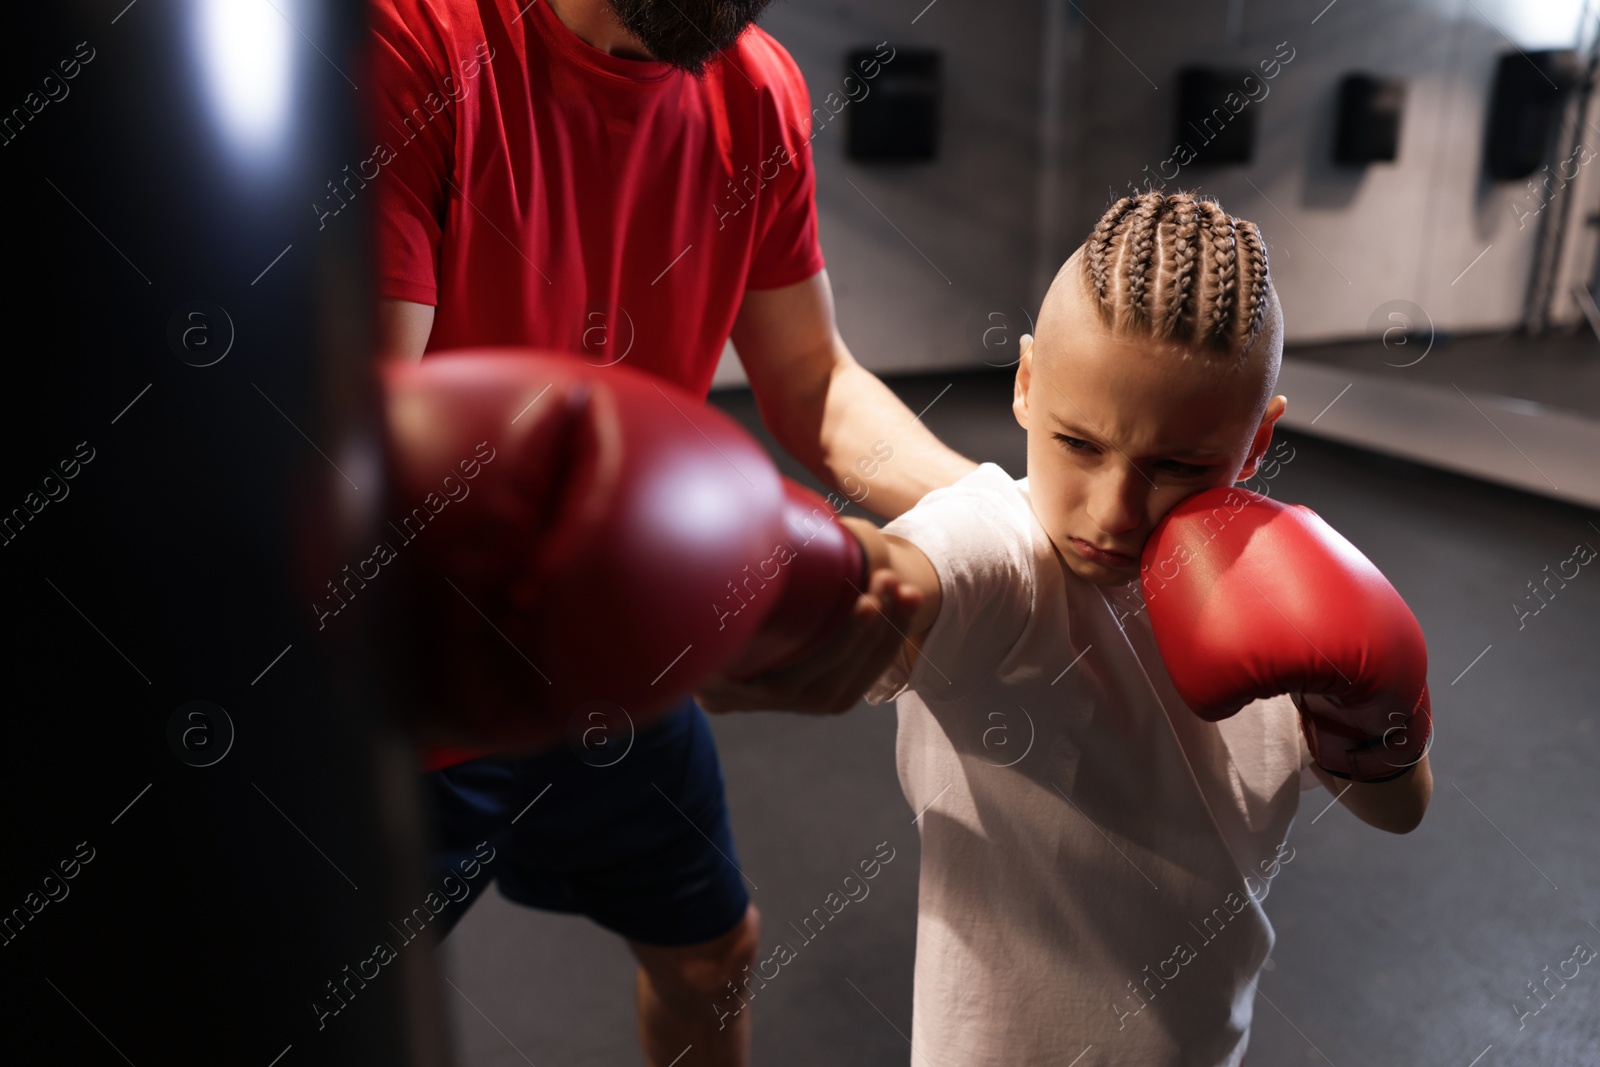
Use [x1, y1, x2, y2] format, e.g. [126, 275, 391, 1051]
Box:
[633, 903, 762, 1008]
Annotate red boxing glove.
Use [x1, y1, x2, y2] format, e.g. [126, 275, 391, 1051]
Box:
[710, 479, 864, 681]
[715, 478, 868, 681]
[379, 350, 865, 768]
[1140, 487, 1432, 783]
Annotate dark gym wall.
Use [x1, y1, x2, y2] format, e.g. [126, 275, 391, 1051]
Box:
[1, 3, 444, 1064]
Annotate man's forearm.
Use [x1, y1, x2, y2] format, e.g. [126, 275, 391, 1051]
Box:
[808, 354, 978, 521]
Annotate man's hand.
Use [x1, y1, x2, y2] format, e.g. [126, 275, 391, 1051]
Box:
[694, 569, 921, 714]
[695, 518, 924, 715]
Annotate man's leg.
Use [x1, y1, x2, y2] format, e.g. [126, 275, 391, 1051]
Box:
[422, 757, 523, 941]
[473, 697, 755, 1063]
[628, 901, 761, 1067]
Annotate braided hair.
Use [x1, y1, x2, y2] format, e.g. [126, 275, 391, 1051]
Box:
[1080, 191, 1272, 359]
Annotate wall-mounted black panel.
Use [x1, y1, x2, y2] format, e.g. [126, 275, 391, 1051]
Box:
[1484, 49, 1583, 180]
[1176, 67, 1257, 166]
[1335, 74, 1406, 165]
[846, 47, 941, 162]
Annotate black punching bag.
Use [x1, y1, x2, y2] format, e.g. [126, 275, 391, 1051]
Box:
[0, 3, 447, 1065]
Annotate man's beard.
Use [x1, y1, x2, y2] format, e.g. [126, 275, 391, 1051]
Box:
[606, 0, 776, 76]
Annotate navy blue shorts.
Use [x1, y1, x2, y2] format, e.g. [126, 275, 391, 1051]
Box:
[423, 698, 750, 947]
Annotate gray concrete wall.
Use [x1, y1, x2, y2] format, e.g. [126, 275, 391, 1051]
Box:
[715, 0, 1596, 386]
[716, 0, 1052, 385]
[1067, 0, 1593, 343]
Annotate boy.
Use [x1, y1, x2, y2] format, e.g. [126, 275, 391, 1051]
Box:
[840, 192, 1433, 1065]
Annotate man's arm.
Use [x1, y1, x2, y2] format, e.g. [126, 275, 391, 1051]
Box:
[694, 269, 966, 713]
[377, 298, 436, 362]
[730, 269, 979, 520]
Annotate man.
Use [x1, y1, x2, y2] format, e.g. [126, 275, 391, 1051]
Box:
[367, 1, 976, 1062]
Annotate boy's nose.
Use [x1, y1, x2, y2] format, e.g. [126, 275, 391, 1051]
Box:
[1085, 468, 1148, 535]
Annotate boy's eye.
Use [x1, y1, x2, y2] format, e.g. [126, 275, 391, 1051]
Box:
[1052, 433, 1211, 477]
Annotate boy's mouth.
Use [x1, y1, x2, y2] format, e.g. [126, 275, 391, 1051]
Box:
[1068, 538, 1139, 568]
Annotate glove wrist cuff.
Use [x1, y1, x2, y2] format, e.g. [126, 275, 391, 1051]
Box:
[1315, 761, 1418, 784]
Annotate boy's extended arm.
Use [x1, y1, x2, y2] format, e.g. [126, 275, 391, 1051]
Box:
[840, 518, 942, 659]
[848, 508, 1437, 831]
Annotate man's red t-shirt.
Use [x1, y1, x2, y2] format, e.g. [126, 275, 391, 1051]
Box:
[363, 0, 825, 772]
[365, 0, 826, 395]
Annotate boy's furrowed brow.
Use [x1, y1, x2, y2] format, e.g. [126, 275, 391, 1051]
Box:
[1047, 412, 1226, 459]
[1048, 412, 1099, 440]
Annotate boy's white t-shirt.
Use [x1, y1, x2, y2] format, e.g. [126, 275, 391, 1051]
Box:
[867, 463, 1322, 1067]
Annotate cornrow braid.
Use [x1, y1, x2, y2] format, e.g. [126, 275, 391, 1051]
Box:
[1084, 195, 1137, 318]
[1235, 221, 1271, 356]
[1160, 194, 1201, 340]
[1120, 195, 1163, 332]
[1198, 199, 1239, 350]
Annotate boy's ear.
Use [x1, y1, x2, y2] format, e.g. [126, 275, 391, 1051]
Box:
[1236, 395, 1287, 482]
[1012, 334, 1034, 430]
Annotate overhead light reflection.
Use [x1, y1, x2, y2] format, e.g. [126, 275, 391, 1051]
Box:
[192, 0, 294, 167]
[1497, 0, 1586, 49]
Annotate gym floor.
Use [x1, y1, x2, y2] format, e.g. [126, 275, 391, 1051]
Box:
[438, 361, 1600, 1066]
